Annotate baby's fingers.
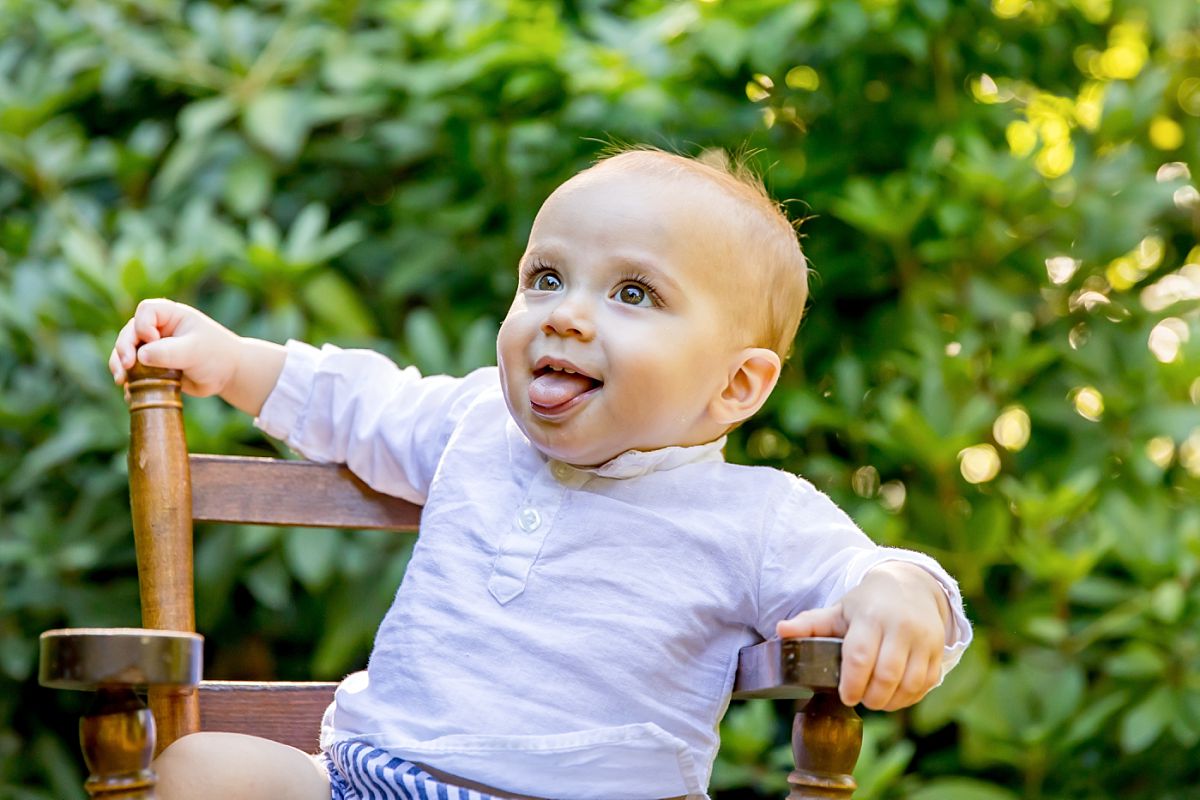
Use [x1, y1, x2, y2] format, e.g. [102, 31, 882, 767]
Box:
[136, 336, 195, 372]
[132, 298, 180, 345]
[108, 346, 124, 385]
[110, 318, 141, 383]
[776, 606, 847, 640]
[837, 621, 882, 707]
[859, 635, 915, 710]
[872, 648, 941, 712]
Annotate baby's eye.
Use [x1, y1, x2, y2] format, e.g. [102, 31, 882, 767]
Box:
[532, 271, 563, 291]
[614, 283, 652, 306]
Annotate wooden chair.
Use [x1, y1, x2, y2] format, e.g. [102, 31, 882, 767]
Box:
[39, 363, 864, 799]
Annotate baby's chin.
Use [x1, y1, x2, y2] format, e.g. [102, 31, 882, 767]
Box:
[501, 407, 620, 468]
[524, 424, 621, 468]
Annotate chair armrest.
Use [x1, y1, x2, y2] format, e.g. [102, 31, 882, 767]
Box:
[732, 636, 841, 699]
[731, 637, 862, 798]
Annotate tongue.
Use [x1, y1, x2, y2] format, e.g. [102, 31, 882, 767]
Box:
[529, 372, 596, 408]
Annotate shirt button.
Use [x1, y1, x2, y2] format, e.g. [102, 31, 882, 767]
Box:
[551, 462, 572, 481]
[517, 507, 541, 532]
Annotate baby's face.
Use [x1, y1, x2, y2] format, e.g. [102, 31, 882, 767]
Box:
[497, 167, 747, 466]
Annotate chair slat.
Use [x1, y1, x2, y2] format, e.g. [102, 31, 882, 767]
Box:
[190, 455, 421, 530]
[198, 681, 337, 753]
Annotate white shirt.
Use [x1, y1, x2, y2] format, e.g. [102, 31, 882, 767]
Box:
[256, 341, 972, 800]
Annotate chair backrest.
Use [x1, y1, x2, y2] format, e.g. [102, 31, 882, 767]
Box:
[125, 363, 865, 797]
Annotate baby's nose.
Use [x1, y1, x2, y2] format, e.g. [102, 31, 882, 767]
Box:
[542, 295, 594, 340]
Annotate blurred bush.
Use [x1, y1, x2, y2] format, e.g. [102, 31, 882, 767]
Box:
[1, 0, 1198, 797]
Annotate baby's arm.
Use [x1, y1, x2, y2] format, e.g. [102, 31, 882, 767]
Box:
[776, 561, 952, 711]
[109, 299, 286, 416]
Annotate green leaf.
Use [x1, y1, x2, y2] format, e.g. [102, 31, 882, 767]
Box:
[1120, 686, 1174, 753]
[222, 155, 272, 217]
[302, 272, 374, 338]
[178, 96, 237, 140]
[457, 316, 498, 371]
[1150, 580, 1185, 623]
[284, 203, 329, 265]
[405, 308, 453, 375]
[283, 530, 340, 592]
[153, 136, 208, 198]
[243, 89, 310, 161]
[695, 18, 746, 76]
[1062, 690, 1130, 749]
[244, 557, 291, 611]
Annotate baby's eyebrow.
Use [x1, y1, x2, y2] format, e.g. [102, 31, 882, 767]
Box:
[518, 247, 563, 269]
[611, 254, 682, 294]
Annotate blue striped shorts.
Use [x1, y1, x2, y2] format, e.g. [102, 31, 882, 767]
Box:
[324, 740, 501, 800]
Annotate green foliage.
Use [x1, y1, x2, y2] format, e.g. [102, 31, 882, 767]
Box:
[2, 0, 1198, 797]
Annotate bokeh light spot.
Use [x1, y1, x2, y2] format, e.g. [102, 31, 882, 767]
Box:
[1073, 0, 1110, 25]
[1178, 78, 1200, 117]
[747, 428, 792, 460]
[1069, 289, 1110, 312]
[1156, 162, 1190, 183]
[1140, 263, 1200, 312]
[1096, 22, 1148, 80]
[1036, 141, 1074, 178]
[1174, 186, 1200, 210]
[974, 74, 1000, 104]
[1148, 317, 1189, 363]
[959, 444, 1002, 484]
[1180, 430, 1200, 477]
[852, 465, 880, 498]
[994, 406, 1032, 452]
[1074, 82, 1105, 130]
[1145, 436, 1175, 469]
[746, 76, 772, 102]
[785, 66, 819, 91]
[1069, 323, 1090, 350]
[992, 0, 1028, 19]
[1007, 121, 1038, 157]
[1046, 255, 1080, 285]
[1149, 116, 1184, 150]
[879, 481, 907, 512]
[1073, 386, 1104, 421]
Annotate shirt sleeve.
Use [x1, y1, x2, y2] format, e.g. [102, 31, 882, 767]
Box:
[254, 340, 497, 505]
[757, 475, 972, 677]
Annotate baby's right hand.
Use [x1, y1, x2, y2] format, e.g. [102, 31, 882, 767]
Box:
[109, 299, 241, 397]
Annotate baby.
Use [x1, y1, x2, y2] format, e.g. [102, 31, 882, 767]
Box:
[109, 148, 970, 800]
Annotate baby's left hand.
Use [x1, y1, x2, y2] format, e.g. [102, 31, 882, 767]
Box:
[775, 561, 951, 711]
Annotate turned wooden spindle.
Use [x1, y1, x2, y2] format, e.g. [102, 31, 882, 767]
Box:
[39, 628, 203, 799]
[788, 691, 863, 798]
[126, 362, 199, 752]
[80, 688, 157, 799]
[733, 637, 863, 799]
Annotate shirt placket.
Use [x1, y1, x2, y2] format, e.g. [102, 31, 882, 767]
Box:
[487, 461, 587, 604]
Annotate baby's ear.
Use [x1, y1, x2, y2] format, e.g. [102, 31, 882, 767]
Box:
[710, 347, 781, 427]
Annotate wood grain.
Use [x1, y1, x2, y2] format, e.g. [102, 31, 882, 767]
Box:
[126, 364, 199, 753]
[190, 456, 421, 531]
[199, 681, 337, 754]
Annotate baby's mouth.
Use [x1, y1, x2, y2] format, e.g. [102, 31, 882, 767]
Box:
[528, 364, 602, 412]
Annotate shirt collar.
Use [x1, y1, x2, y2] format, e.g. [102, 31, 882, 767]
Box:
[561, 436, 727, 480]
[504, 416, 728, 480]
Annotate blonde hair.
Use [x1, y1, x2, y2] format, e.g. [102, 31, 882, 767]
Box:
[584, 146, 808, 358]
